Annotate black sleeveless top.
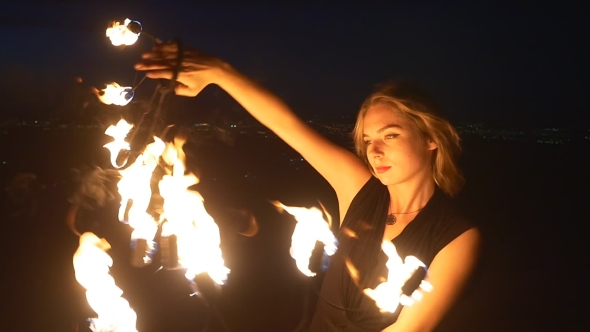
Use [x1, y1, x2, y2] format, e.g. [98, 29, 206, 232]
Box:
[308, 177, 475, 331]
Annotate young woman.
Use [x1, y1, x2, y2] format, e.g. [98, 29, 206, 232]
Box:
[135, 44, 480, 332]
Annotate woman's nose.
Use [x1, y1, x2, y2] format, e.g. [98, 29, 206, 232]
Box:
[367, 141, 383, 157]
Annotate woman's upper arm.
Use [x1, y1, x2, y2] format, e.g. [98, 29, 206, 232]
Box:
[383, 227, 481, 332]
[279, 117, 371, 219]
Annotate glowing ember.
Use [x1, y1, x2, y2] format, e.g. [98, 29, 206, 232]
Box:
[274, 202, 338, 277]
[345, 258, 360, 285]
[106, 18, 141, 46]
[159, 137, 230, 286]
[116, 137, 165, 264]
[341, 226, 358, 239]
[73, 232, 138, 332]
[363, 241, 432, 313]
[104, 119, 134, 169]
[96, 83, 134, 106]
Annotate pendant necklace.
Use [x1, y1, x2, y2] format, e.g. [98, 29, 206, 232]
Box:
[386, 203, 425, 225]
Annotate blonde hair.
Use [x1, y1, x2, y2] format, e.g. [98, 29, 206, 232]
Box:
[352, 81, 465, 196]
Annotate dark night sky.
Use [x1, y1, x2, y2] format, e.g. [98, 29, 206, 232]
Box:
[0, 3, 587, 126]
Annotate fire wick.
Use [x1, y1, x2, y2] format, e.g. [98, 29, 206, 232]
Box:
[126, 20, 162, 44]
[131, 75, 147, 92]
[141, 31, 163, 44]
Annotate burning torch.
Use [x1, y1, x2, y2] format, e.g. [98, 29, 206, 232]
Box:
[98, 18, 188, 269]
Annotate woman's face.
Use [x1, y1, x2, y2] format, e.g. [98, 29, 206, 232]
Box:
[362, 103, 436, 186]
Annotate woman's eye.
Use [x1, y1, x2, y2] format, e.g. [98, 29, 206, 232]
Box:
[363, 140, 372, 146]
[385, 134, 399, 139]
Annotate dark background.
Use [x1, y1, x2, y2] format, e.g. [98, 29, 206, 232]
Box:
[0, 3, 588, 332]
[0, 3, 587, 126]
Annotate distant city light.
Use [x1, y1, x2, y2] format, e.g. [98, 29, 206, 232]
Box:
[0, 120, 588, 146]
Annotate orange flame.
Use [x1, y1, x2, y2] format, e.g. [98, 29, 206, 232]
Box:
[273, 201, 337, 277]
[116, 137, 165, 263]
[341, 226, 358, 239]
[106, 19, 140, 46]
[101, 116, 230, 285]
[159, 138, 230, 285]
[95, 83, 134, 106]
[345, 257, 361, 287]
[103, 119, 133, 169]
[363, 241, 432, 312]
[73, 232, 137, 331]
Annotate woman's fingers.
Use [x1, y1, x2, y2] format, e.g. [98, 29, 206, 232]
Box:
[141, 44, 187, 61]
[141, 51, 155, 59]
[135, 43, 218, 98]
[153, 42, 179, 53]
[175, 84, 200, 97]
[142, 69, 174, 80]
[141, 51, 177, 60]
[139, 70, 204, 97]
[135, 57, 180, 70]
[134, 63, 168, 71]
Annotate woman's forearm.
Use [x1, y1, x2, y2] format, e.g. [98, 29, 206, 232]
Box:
[212, 64, 308, 138]
[211, 64, 325, 156]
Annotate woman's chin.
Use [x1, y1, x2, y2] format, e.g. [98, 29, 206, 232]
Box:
[376, 175, 395, 186]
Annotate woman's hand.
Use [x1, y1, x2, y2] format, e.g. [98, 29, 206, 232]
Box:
[134, 42, 231, 96]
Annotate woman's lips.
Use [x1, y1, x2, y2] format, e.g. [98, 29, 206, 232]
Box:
[375, 166, 391, 174]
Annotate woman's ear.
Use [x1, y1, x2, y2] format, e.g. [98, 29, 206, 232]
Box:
[427, 139, 438, 151]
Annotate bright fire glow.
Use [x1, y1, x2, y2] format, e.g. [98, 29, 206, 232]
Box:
[73, 232, 138, 332]
[104, 119, 133, 169]
[274, 202, 337, 277]
[116, 137, 165, 264]
[159, 137, 230, 285]
[363, 241, 432, 313]
[341, 226, 358, 239]
[96, 83, 134, 106]
[101, 117, 230, 288]
[106, 18, 140, 46]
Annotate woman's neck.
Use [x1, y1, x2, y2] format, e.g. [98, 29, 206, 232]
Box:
[387, 175, 436, 213]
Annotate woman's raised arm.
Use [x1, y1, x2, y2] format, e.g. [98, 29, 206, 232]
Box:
[135, 44, 371, 221]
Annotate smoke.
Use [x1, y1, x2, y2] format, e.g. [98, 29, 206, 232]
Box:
[68, 166, 119, 210]
[4, 172, 45, 218]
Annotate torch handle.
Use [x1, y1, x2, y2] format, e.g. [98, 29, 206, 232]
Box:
[130, 238, 157, 268]
[160, 234, 181, 270]
[156, 37, 183, 93]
